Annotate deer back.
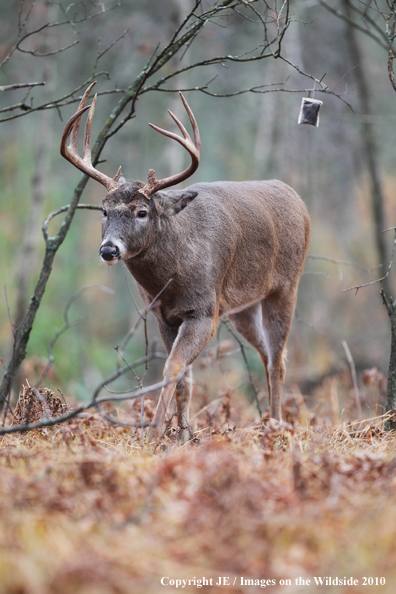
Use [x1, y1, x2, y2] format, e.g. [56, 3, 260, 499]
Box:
[124, 179, 310, 321]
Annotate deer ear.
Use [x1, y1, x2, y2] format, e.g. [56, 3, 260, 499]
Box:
[170, 190, 198, 214]
[155, 190, 198, 216]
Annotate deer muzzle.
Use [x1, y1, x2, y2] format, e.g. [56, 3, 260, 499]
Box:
[100, 242, 119, 263]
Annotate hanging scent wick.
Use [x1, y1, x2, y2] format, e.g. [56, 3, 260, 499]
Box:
[298, 97, 323, 127]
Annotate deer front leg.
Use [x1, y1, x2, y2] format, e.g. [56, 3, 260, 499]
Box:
[156, 323, 192, 441]
[175, 365, 193, 442]
[147, 315, 216, 443]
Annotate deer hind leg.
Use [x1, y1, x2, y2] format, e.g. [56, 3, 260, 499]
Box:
[261, 291, 297, 421]
[147, 315, 216, 443]
[228, 302, 271, 403]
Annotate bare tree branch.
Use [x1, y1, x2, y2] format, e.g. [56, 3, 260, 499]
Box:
[306, 254, 373, 282]
[342, 340, 362, 417]
[0, 81, 45, 91]
[0, 364, 184, 436]
[319, 0, 388, 49]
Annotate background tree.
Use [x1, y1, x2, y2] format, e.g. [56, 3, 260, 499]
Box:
[318, 0, 396, 422]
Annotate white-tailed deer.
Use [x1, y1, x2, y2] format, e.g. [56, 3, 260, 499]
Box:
[60, 82, 310, 442]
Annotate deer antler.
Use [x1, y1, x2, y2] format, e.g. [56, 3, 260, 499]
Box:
[60, 82, 122, 193]
[139, 92, 201, 198]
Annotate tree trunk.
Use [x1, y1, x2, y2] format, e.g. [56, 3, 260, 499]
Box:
[344, 0, 391, 298]
[381, 291, 396, 428]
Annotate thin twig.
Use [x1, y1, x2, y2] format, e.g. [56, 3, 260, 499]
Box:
[223, 318, 263, 418]
[319, 0, 388, 49]
[0, 82, 45, 91]
[35, 285, 115, 388]
[42, 204, 102, 242]
[4, 286, 15, 339]
[343, 229, 396, 293]
[0, 370, 185, 436]
[342, 339, 362, 418]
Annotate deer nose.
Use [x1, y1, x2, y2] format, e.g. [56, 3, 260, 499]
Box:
[100, 243, 119, 261]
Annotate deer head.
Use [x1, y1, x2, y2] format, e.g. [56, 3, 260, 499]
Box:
[60, 82, 201, 264]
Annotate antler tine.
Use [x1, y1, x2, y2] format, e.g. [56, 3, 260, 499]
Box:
[178, 92, 201, 154]
[70, 81, 97, 153]
[147, 93, 200, 156]
[168, 109, 191, 142]
[60, 82, 122, 193]
[60, 106, 91, 160]
[140, 93, 201, 198]
[83, 92, 96, 163]
[148, 121, 195, 154]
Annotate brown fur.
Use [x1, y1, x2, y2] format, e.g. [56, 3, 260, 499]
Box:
[100, 179, 310, 442]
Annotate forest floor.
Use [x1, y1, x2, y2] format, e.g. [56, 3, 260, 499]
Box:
[1, 384, 396, 594]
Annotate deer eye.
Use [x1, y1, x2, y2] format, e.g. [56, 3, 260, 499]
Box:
[137, 210, 147, 218]
[102, 209, 107, 217]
